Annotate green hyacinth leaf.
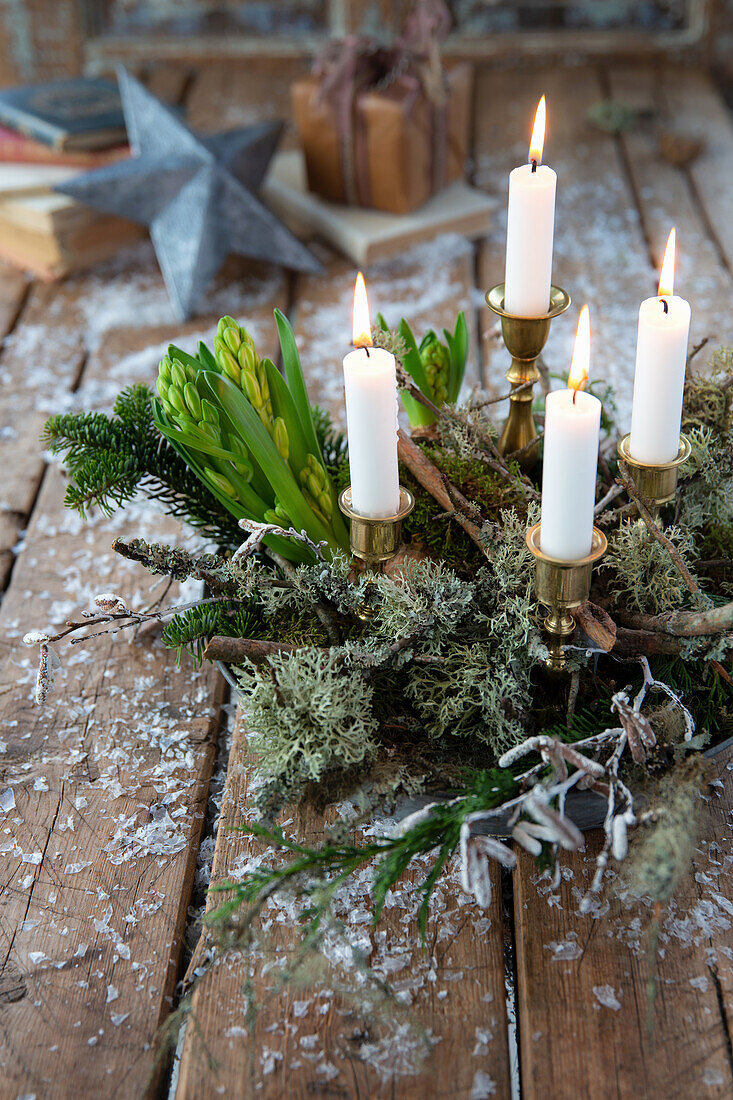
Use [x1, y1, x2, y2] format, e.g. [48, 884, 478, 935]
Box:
[398, 318, 431, 396]
[152, 398, 312, 563]
[443, 310, 469, 403]
[201, 371, 336, 551]
[197, 341, 219, 372]
[273, 308, 322, 462]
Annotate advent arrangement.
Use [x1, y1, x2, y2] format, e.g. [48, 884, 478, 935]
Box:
[26, 92, 732, 960]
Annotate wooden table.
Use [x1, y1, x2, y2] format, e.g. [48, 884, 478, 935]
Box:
[0, 59, 732, 1100]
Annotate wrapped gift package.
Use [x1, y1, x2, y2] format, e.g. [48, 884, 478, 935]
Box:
[291, 62, 472, 215]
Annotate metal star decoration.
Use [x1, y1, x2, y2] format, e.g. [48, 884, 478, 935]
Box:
[56, 68, 321, 320]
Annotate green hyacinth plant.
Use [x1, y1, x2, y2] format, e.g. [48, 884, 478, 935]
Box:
[153, 310, 349, 563]
[378, 312, 469, 428]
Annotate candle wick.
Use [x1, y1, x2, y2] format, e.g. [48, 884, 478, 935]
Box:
[573, 387, 577, 406]
[531, 158, 538, 173]
[661, 298, 669, 314]
[365, 346, 371, 358]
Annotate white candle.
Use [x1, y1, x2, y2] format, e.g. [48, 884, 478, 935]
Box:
[343, 273, 400, 517]
[504, 95, 557, 317]
[540, 306, 601, 561]
[629, 228, 691, 464]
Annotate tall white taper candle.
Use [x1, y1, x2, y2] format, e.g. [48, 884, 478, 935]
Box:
[540, 306, 601, 561]
[629, 229, 691, 465]
[343, 273, 400, 517]
[504, 95, 557, 318]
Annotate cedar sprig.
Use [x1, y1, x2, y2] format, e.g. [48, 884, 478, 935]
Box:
[207, 767, 518, 943]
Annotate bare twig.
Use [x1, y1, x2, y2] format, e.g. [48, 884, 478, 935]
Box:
[617, 462, 708, 604]
[204, 636, 298, 664]
[397, 430, 485, 550]
[594, 482, 624, 516]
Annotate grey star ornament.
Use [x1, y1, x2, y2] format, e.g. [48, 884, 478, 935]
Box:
[55, 68, 321, 320]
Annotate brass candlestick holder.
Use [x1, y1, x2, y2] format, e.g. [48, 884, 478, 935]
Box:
[338, 486, 415, 621]
[486, 284, 571, 470]
[526, 522, 608, 671]
[617, 434, 692, 517]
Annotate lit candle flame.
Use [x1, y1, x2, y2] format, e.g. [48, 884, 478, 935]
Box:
[352, 272, 372, 348]
[568, 305, 591, 395]
[528, 95, 546, 166]
[658, 227, 676, 298]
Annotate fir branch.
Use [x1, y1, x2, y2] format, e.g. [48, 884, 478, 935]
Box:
[44, 384, 242, 547]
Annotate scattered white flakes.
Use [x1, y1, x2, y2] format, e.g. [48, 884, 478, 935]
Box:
[106, 985, 119, 1004]
[73, 943, 88, 958]
[292, 1000, 310, 1018]
[711, 893, 733, 918]
[87, 1036, 98, 1047]
[115, 941, 130, 960]
[703, 1068, 725, 1087]
[28, 952, 47, 965]
[225, 1026, 248, 1038]
[33, 777, 49, 792]
[0, 788, 15, 813]
[690, 975, 710, 993]
[110, 1013, 129, 1027]
[23, 631, 49, 646]
[545, 939, 582, 962]
[19, 874, 34, 889]
[471, 1071, 497, 1099]
[592, 985, 622, 1011]
[20, 851, 42, 865]
[64, 862, 92, 875]
[74, 797, 88, 810]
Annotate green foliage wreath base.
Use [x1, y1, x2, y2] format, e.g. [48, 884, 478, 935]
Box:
[40, 322, 733, 957]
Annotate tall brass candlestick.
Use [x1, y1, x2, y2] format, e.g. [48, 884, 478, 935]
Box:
[526, 522, 607, 671]
[339, 486, 415, 621]
[486, 284, 571, 469]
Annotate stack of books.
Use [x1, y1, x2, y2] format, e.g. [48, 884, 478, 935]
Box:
[0, 77, 141, 280]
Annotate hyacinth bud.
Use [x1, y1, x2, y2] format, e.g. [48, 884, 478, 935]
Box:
[318, 490, 333, 518]
[238, 340, 259, 375]
[306, 472, 322, 500]
[167, 386, 188, 417]
[170, 358, 189, 391]
[420, 331, 450, 403]
[156, 376, 169, 403]
[274, 500, 291, 525]
[158, 355, 173, 384]
[183, 382, 202, 420]
[215, 341, 241, 384]
[241, 370, 263, 410]
[205, 468, 237, 499]
[201, 399, 220, 426]
[273, 417, 289, 461]
[263, 508, 280, 525]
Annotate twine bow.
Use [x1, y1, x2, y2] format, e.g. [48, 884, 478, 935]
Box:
[313, 0, 452, 206]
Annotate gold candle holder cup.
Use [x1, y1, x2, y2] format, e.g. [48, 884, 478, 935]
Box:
[338, 486, 415, 621]
[526, 521, 608, 671]
[486, 284, 571, 469]
[617, 433, 692, 512]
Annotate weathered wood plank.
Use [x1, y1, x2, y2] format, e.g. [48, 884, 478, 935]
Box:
[474, 64, 653, 425]
[176, 716, 511, 1099]
[0, 250, 287, 1096]
[186, 58, 310, 138]
[0, 475, 225, 1099]
[607, 64, 733, 349]
[660, 68, 733, 279]
[514, 742, 733, 1100]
